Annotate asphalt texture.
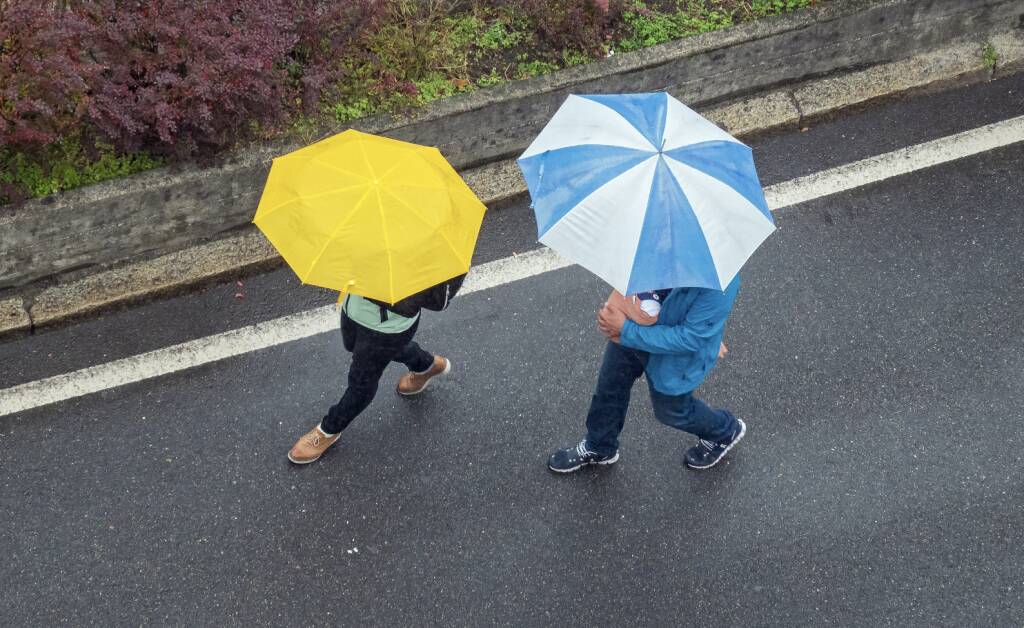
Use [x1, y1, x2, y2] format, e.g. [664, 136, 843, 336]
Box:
[2, 79, 1024, 626]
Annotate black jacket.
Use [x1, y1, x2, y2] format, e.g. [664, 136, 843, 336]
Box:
[367, 273, 467, 320]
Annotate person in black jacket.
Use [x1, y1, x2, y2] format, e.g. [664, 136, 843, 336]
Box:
[287, 275, 466, 464]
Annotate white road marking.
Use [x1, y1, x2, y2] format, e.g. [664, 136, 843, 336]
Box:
[0, 248, 573, 417]
[764, 115, 1024, 210]
[3, 115, 1023, 417]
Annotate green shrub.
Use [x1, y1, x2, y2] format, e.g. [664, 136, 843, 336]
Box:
[516, 56, 559, 79]
[0, 140, 161, 203]
[476, 69, 506, 87]
[749, 0, 814, 18]
[477, 16, 529, 50]
[982, 43, 999, 70]
[618, 1, 734, 52]
[2, 0, 826, 204]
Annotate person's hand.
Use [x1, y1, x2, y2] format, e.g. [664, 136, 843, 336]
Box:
[606, 290, 658, 326]
[718, 341, 728, 359]
[597, 303, 627, 341]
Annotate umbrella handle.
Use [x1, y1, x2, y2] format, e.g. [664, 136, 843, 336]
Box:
[335, 280, 357, 308]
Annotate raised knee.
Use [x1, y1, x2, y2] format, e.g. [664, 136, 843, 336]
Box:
[652, 394, 695, 427]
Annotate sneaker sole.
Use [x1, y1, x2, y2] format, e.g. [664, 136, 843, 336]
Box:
[287, 452, 321, 465]
[548, 452, 620, 473]
[685, 419, 746, 470]
[397, 359, 452, 397]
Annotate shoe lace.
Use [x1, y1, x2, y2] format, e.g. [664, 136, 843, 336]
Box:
[575, 440, 594, 458]
[305, 431, 323, 447]
[699, 438, 719, 452]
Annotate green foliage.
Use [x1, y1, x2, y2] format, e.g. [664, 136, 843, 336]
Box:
[477, 17, 529, 51]
[445, 13, 487, 51]
[476, 68, 506, 87]
[3, 0, 827, 204]
[982, 43, 999, 70]
[414, 73, 474, 104]
[618, 1, 734, 53]
[369, 13, 444, 81]
[516, 56, 559, 79]
[444, 12, 529, 58]
[561, 49, 591, 67]
[0, 140, 161, 203]
[619, 4, 675, 52]
[332, 97, 375, 124]
[749, 0, 814, 18]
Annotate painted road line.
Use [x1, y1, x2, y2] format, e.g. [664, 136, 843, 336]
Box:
[0, 248, 573, 417]
[765, 115, 1024, 209]
[2, 115, 1024, 417]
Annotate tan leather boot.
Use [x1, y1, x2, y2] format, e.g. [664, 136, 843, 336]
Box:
[396, 355, 451, 396]
[287, 426, 341, 464]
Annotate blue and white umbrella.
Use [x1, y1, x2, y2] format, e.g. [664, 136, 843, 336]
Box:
[517, 92, 775, 294]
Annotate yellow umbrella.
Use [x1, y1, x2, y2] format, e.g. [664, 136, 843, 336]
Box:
[253, 129, 486, 303]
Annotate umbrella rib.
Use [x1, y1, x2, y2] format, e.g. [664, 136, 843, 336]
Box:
[355, 140, 395, 302]
[302, 186, 375, 283]
[374, 187, 396, 303]
[381, 188, 469, 270]
[355, 140, 378, 179]
[255, 182, 371, 222]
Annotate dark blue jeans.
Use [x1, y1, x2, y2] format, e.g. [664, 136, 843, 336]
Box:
[585, 341, 739, 456]
[320, 313, 434, 434]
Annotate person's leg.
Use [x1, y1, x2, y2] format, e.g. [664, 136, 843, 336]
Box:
[320, 325, 412, 434]
[394, 319, 451, 396]
[649, 388, 737, 441]
[649, 385, 745, 469]
[290, 317, 418, 464]
[340, 310, 358, 352]
[548, 342, 647, 473]
[389, 315, 434, 374]
[584, 341, 648, 456]
[393, 339, 435, 374]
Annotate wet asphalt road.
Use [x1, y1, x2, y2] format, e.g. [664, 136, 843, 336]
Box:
[2, 76, 1023, 626]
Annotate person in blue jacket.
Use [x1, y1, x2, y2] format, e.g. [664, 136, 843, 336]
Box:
[548, 276, 745, 473]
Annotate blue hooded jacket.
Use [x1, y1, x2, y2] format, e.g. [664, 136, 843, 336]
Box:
[619, 275, 740, 395]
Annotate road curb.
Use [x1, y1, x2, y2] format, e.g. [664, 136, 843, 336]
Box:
[3, 31, 1023, 338]
[1, 296, 29, 335]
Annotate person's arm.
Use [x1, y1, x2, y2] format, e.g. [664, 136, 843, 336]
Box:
[618, 289, 731, 356]
[605, 290, 658, 325]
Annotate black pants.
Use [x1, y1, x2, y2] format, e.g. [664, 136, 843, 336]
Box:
[320, 313, 434, 434]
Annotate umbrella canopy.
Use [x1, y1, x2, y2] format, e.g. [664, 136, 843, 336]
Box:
[517, 92, 775, 294]
[254, 130, 486, 303]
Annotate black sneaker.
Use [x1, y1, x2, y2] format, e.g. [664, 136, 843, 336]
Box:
[548, 440, 619, 473]
[684, 419, 746, 469]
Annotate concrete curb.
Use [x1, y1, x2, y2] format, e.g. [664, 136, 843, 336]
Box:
[3, 29, 1023, 338]
[1, 296, 29, 335]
